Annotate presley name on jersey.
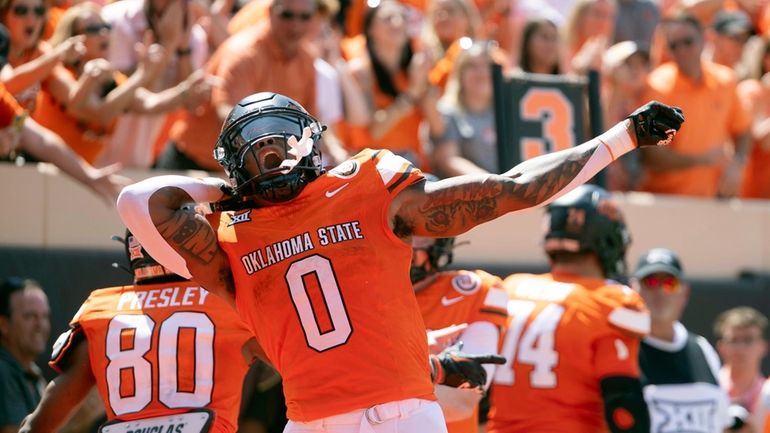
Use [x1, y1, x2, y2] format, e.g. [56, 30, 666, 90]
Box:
[50, 282, 255, 433]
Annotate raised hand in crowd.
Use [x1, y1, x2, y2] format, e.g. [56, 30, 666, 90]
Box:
[53, 35, 86, 65]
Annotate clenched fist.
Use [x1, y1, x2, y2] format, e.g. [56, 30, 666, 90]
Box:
[627, 101, 685, 147]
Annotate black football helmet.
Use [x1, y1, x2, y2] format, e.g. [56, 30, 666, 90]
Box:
[213, 92, 325, 204]
[118, 230, 184, 285]
[544, 184, 631, 281]
[410, 236, 456, 284]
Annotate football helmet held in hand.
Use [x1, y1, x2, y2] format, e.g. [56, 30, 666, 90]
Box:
[627, 101, 684, 147]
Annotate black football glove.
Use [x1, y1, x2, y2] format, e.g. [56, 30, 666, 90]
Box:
[627, 101, 685, 147]
[431, 347, 506, 388]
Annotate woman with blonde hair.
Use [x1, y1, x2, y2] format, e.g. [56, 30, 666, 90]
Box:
[431, 39, 503, 176]
[0, 0, 83, 109]
[32, 2, 211, 164]
[422, 0, 482, 89]
[564, 0, 616, 74]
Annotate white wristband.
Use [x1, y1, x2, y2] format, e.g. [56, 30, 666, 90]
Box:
[596, 120, 636, 161]
[116, 175, 228, 279]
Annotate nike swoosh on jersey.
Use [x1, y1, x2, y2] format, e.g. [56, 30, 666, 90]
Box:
[441, 296, 465, 306]
[325, 183, 350, 198]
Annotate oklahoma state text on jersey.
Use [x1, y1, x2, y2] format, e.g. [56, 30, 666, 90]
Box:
[211, 149, 435, 421]
[488, 272, 650, 433]
[50, 283, 255, 433]
[416, 269, 508, 433]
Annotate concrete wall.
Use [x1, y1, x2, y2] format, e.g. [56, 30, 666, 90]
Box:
[2, 163, 769, 279]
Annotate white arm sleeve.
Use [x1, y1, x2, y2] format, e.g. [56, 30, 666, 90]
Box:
[505, 120, 636, 214]
[116, 175, 228, 279]
[458, 321, 501, 391]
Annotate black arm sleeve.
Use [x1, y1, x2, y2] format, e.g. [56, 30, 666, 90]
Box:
[600, 375, 651, 433]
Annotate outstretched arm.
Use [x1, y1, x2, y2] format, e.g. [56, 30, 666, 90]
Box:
[117, 176, 236, 305]
[390, 102, 684, 238]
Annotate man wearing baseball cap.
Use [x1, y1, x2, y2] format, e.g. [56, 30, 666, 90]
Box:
[710, 9, 755, 77]
[632, 248, 744, 433]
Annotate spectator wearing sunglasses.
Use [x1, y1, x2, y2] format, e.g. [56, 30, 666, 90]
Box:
[639, 12, 751, 198]
[156, 0, 319, 172]
[632, 248, 740, 433]
[31, 2, 213, 165]
[0, 0, 84, 111]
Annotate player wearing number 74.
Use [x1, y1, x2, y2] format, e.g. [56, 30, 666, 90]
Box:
[117, 92, 683, 433]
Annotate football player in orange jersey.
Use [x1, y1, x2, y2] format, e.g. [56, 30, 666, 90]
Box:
[487, 184, 651, 433]
[412, 234, 508, 433]
[18, 231, 261, 433]
[117, 92, 682, 432]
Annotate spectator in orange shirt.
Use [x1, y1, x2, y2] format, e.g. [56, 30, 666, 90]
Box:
[1, 0, 84, 111]
[421, 0, 481, 89]
[347, 0, 441, 170]
[32, 2, 213, 164]
[639, 13, 751, 198]
[156, 0, 319, 171]
[0, 22, 127, 203]
[737, 37, 770, 199]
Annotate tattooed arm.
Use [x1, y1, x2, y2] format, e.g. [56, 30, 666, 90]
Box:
[117, 176, 235, 306]
[148, 187, 235, 305]
[391, 135, 606, 237]
[390, 102, 685, 238]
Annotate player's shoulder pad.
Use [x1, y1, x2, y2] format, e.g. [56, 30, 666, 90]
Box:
[347, 148, 423, 192]
[601, 284, 650, 336]
[49, 326, 86, 373]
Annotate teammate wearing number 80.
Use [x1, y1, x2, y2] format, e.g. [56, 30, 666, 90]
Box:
[18, 232, 260, 433]
[488, 185, 651, 433]
[117, 92, 683, 433]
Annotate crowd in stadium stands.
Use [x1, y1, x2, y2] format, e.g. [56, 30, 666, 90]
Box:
[0, 0, 769, 200]
[1, 0, 770, 432]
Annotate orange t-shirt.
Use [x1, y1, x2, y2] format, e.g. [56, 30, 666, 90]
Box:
[416, 269, 508, 433]
[170, 22, 317, 171]
[737, 79, 770, 199]
[211, 149, 434, 421]
[487, 272, 648, 433]
[639, 61, 751, 197]
[227, 0, 270, 35]
[32, 69, 125, 164]
[0, 82, 24, 128]
[349, 59, 428, 170]
[50, 282, 255, 433]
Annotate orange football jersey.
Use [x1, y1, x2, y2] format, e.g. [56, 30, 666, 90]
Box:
[50, 282, 255, 433]
[212, 149, 435, 422]
[487, 272, 649, 433]
[416, 269, 508, 433]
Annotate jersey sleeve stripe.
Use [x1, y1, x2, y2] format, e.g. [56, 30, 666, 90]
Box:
[608, 307, 651, 335]
[483, 288, 509, 311]
[387, 165, 416, 193]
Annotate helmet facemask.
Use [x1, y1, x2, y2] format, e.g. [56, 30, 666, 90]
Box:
[410, 237, 456, 284]
[215, 108, 324, 205]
